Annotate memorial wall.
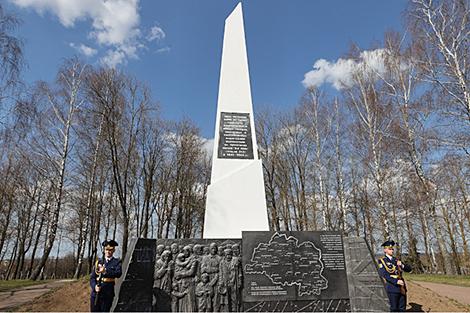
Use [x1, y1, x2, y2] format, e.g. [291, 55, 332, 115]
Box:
[111, 231, 391, 312]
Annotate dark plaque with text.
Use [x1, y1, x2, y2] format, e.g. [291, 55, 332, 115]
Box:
[218, 112, 254, 159]
[242, 231, 349, 303]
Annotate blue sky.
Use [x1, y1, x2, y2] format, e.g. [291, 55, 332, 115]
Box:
[6, 0, 408, 138]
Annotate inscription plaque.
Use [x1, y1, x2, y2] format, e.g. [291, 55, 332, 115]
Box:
[242, 231, 349, 303]
[217, 112, 254, 159]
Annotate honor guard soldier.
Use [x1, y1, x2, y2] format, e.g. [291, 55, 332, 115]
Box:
[90, 240, 123, 312]
[378, 240, 412, 312]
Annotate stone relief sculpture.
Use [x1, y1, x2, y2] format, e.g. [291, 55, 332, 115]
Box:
[231, 244, 243, 311]
[152, 241, 242, 312]
[195, 273, 213, 312]
[218, 248, 240, 312]
[171, 281, 186, 312]
[201, 243, 221, 311]
[193, 244, 204, 283]
[153, 250, 174, 311]
[174, 252, 194, 312]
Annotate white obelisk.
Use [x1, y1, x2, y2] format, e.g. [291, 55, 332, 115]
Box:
[203, 3, 269, 238]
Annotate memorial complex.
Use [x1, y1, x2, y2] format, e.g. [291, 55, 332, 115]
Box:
[111, 4, 389, 312]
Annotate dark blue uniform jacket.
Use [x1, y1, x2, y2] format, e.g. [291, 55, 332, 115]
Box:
[378, 256, 411, 294]
[90, 257, 123, 295]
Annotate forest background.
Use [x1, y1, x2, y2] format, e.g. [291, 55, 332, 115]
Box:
[0, 0, 469, 281]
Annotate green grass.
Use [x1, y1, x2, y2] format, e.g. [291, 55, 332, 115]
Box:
[405, 273, 470, 287]
[0, 280, 51, 292]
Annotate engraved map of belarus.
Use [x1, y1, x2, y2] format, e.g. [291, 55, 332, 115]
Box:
[245, 233, 328, 296]
[242, 231, 349, 303]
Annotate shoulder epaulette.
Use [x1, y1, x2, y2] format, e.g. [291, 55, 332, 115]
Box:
[379, 257, 396, 273]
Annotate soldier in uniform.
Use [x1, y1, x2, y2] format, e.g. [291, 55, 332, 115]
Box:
[378, 240, 412, 312]
[90, 240, 122, 312]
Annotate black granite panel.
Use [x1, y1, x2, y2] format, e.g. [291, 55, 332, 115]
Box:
[343, 237, 389, 312]
[112, 238, 156, 312]
[243, 299, 350, 312]
[242, 231, 349, 303]
[217, 112, 254, 159]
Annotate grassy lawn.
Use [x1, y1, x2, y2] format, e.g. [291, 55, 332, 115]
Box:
[405, 273, 470, 287]
[0, 280, 50, 292]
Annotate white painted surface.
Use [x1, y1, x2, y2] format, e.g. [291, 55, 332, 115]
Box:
[203, 3, 269, 238]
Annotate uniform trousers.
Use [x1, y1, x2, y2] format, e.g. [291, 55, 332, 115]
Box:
[90, 282, 115, 312]
[387, 292, 406, 312]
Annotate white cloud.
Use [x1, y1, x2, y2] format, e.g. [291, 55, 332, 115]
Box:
[101, 49, 127, 68]
[302, 49, 387, 90]
[12, 0, 140, 45]
[11, 0, 165, 68]
[202, 138, 214, 156]
[69, 42, 97, 57]
[360, 49, 386, 74]
[147, 26, 165, 42]
[156, 47, 171, 54]
[12, 0, 96, 27]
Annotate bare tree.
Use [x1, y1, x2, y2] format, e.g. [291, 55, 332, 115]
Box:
[30, 59, 87, 280]
[277, 110, 313, 231]
[343, 46, 394, 241]
[72, 104, 107, 278]
[409, 0, 470, 153]
[0, 3, 23, 115]
[256, 108, 282, 231]
[301, 88, 335, 230]
[333, 98, 348, 233]
[87, 68, 155, 258]
[136, 110, 165, 238]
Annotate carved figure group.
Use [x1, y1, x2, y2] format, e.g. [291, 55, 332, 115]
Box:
[153, 242, 243, 312]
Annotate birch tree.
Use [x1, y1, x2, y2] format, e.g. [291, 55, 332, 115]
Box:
[409, 0, 470, 153]
[344, 48, 394, 241]
[30, 60, 87, 280]
[0, 3, 23, 116]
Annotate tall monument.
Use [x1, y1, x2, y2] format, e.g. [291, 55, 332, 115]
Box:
[203, 3, 269, 238]
[112, 4, 390, 312]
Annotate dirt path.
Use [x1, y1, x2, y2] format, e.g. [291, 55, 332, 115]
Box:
[407, 281, 470, 312]
[0, 280, 73, 311]
[15, 278, 89, 312]
[412, 281, 470, 306]
[7, 279, 470, 312]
